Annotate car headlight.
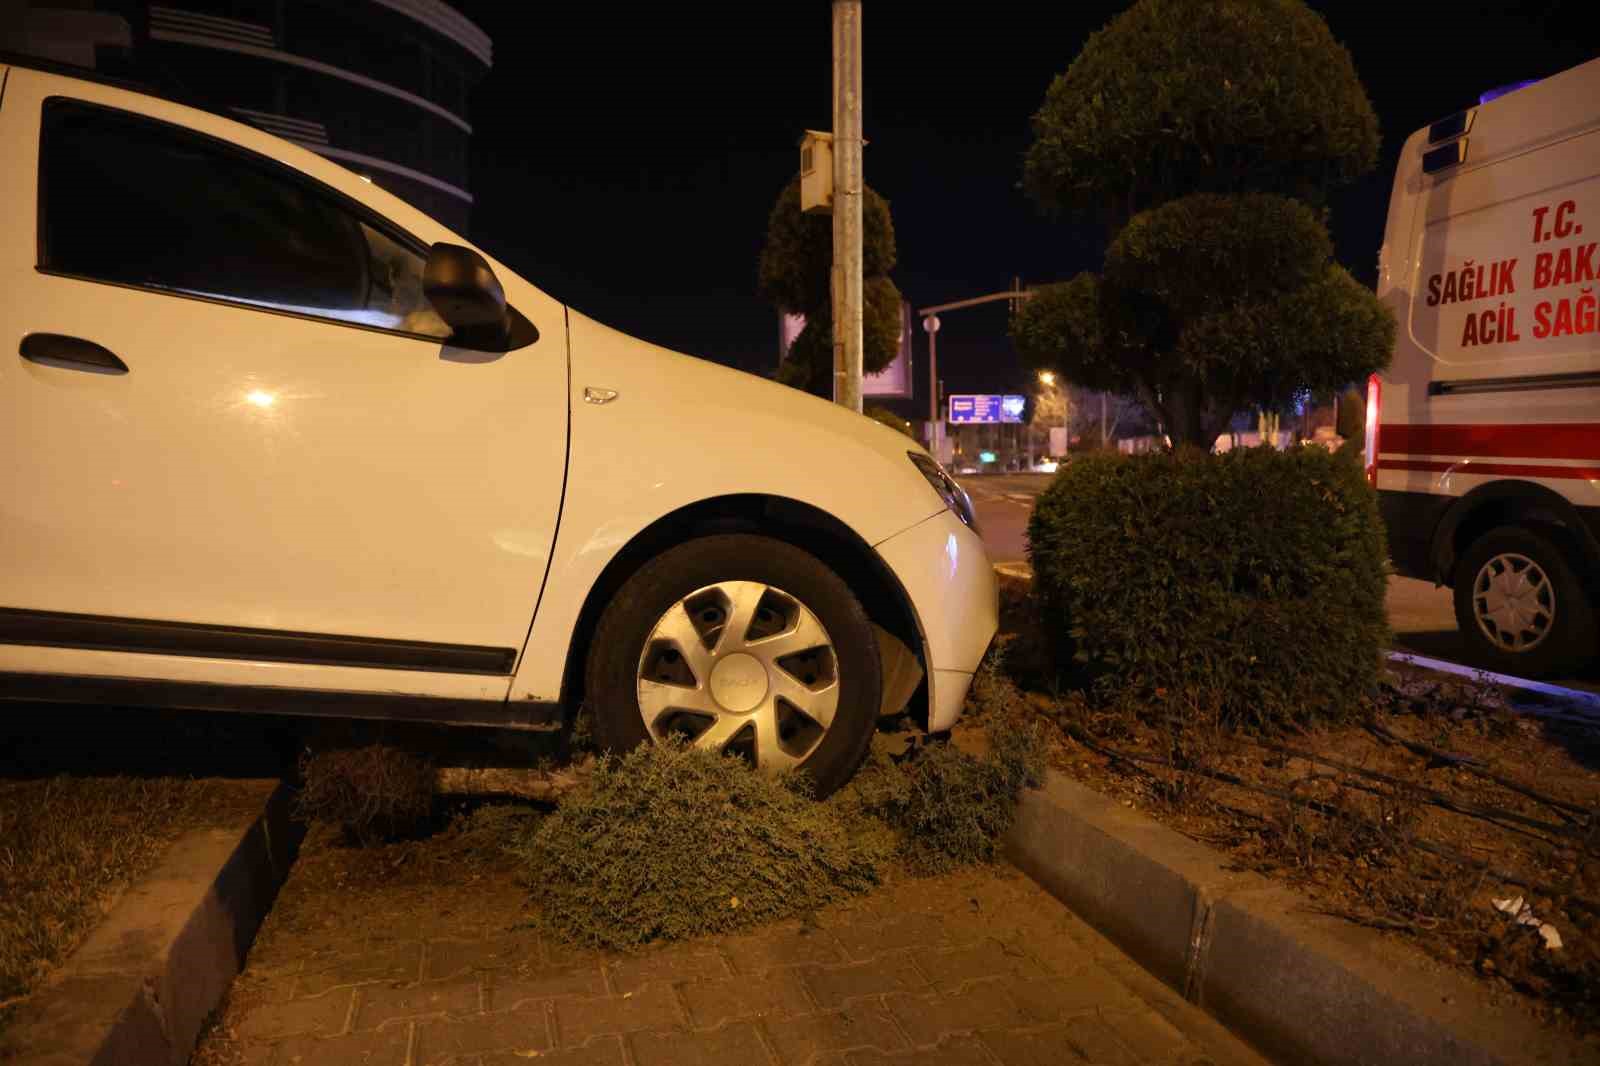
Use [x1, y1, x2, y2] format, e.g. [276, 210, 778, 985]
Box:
[907, 452, 980, 534]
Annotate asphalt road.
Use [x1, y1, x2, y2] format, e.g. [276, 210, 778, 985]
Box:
[956, 473, 1600, 694]
[958, 473, 1048, 566]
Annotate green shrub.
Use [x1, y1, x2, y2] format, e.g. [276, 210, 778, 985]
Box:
[852, 726, 1045, 876]
[514, 742, 891, 950]
[440, 803, 544, 863]
[759, 177, 904, 393]
[516, 659, 1047, 948]
[1011, 197, 1395, 448]
[295, 743, 436, 843]
[1027, 444, 1389, 731]
[851, 681, 1047, 876]
[965, 644, 1026, 721]
[1022, 0, 1379, 218]
[1336, 384, 1366, 441]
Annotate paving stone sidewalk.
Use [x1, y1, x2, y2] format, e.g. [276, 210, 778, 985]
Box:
[196, 852, 1271, 1066]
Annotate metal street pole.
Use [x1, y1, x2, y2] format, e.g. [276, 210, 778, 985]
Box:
[913, 287, 1037, 463]
[830, 0, 863, 412]
[922, 314, 941, 459]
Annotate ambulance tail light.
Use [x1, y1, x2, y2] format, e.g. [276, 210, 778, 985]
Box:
[1364, 373, 1382, 487]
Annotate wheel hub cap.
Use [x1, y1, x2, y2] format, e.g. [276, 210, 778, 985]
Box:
[635, 579, 839, 772]
[1473, 552, 1555, 653]
[709, 652, 768, 713]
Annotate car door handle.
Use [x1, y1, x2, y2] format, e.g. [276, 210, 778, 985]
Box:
[20, 333, 129, 374]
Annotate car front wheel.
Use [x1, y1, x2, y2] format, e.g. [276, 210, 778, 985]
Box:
[585, 534, 882, 797]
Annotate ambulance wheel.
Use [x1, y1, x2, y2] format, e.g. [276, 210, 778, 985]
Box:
[1453, 526, 1598, 678]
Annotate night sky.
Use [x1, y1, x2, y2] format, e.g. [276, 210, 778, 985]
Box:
[451, 2, 1594, 412]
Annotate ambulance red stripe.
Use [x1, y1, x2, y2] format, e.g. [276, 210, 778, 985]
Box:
[1378, 423, 1600, 461]
[1382, 458, 1600, 480]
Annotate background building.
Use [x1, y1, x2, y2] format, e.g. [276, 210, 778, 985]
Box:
[1, 0, 490, 231]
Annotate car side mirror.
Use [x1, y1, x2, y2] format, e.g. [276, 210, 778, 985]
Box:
[423, 242, 512, 350]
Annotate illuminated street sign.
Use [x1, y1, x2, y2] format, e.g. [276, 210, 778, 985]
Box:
[947, 394, 1025, 424]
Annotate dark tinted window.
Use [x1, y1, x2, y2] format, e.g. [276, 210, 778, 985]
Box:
[39, 100, 447, 338]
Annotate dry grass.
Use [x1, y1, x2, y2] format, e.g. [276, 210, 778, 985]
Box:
[0, 775, 260, 1030]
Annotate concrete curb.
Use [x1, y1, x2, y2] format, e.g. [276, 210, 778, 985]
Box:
[7, 780, 304, 1066]
[1007, 772, 1595, 1066]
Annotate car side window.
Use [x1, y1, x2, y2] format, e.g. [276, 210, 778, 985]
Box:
[38, 99, 450, 340]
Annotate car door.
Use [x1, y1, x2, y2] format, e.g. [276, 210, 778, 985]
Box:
[0, 73, 568, 694]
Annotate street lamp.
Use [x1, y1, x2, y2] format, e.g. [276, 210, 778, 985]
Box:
[1037, 370, 1068, 458]
[1034, 372, 1057, 468]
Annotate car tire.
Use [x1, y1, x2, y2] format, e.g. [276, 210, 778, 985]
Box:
[1452, 525, 1598, 678]
[584, 534, 882, 798]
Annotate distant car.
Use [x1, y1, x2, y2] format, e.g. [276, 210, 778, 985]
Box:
[0, 61, 997, 796]
[1031, 458, 1062, 474]
[955, 463, 982, 475]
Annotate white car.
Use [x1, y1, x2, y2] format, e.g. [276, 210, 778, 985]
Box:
[0, 62, 997, 795]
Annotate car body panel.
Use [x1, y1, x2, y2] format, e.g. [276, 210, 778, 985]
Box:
[0, 643, 509, 700]
[873, 508, 998, 731]
[0, 67, 568, 685]
[508, 309, 951, 703]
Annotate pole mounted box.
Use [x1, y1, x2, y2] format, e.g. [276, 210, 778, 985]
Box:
[799, 130, 833, 214]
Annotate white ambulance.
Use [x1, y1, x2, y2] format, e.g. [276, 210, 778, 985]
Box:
[1371, 56, 1600, 678]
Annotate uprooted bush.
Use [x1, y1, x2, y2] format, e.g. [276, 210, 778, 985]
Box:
[512, 741, 893, 950]
[1027, 443, 1389, 731]
[295, 743, 436, 843]
[848, 655, 1047, 873]
[514, 669, 1049, 950]
[853, 718, 1047, 875]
